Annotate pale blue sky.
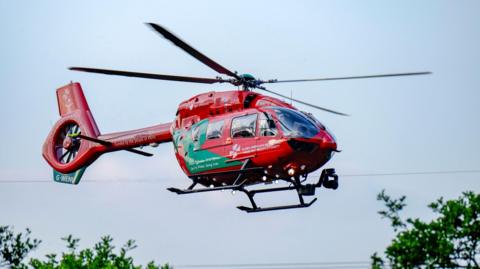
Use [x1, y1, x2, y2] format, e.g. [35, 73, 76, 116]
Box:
[1, 0, 479, 267]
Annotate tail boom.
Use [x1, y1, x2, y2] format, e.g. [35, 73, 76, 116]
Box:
[97, 123, 173, 150]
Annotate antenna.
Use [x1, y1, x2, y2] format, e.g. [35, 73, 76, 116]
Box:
[290, 89, 293, 105]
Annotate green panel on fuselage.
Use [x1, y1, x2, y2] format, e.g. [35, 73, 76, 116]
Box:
[173, 119, 241, 174]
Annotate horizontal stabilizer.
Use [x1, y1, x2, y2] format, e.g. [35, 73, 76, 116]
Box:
[125, 148, 153, 157]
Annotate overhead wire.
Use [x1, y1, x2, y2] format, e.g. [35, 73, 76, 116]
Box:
[0, 169, 479, 184]
[172, 260, 374, 269]
[174, 264, 371, 269]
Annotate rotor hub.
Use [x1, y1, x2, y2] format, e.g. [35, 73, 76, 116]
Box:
[239, 73, 255, 81]
[63, 137, 73, 150]
[237, 73, 262, 90]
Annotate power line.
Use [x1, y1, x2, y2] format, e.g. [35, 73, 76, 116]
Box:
[339, 169, 480, 177]
[173, 261, 372, 269]
[175, 266, 370, 269]
[174, 264, 371, 269]
[0, 169, 479, 184]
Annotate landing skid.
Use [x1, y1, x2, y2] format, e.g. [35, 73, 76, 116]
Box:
[235, 176, 320, 213]
[237, 198, 317, 213]
[167, 161, 339, 213]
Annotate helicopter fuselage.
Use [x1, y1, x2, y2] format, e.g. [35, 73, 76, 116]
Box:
[172, 90, 337, 187]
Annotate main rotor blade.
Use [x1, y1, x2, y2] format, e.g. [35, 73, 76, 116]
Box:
[258, 87, 349, 116]
[69, 67, 230, 84]
[263, 71, 432, 84]
[146, 23, 240, 80]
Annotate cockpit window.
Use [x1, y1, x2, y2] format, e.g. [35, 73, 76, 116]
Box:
[270, 107, 319, 138]
[231, 114, 257, 138]
[258, 112, 277, 136]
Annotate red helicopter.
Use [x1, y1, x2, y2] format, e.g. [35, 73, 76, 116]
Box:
[42, 23, 430, 212]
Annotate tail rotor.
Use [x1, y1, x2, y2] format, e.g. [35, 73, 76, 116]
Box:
[54, 122, 82, 164]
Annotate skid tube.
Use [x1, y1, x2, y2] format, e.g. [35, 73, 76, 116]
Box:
[167, 161, 338, 213]
[236, 176, 318, 213]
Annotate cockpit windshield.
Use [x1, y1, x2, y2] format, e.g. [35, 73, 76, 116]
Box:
[301, 111, 325, 130]
[268, 107, 320, 138]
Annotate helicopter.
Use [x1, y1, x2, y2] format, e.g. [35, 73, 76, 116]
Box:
[42, 23, 430, 213]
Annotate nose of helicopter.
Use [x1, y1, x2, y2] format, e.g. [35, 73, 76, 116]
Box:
[319, 129, 337, 151]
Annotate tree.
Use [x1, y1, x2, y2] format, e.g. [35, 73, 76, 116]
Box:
[0, 226, 41, 269]
[0, 227, 170, 269]
[372, 191, 480, 268]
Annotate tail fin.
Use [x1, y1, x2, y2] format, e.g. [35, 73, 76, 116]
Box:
[43, 82, 101, 184]
[43, 82, 174, 184]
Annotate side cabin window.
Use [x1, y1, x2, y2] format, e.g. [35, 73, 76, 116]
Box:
[258, 112, 277, 136]
[206, 120, 224, 140]
[191, 125, 200, 142]
[231, 114, 257, 138]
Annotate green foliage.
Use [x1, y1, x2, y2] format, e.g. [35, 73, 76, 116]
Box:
[370, 252, 384, 269]
[373, 190, 480, 269]
[29, 235, 171, 269]
[0, 227, 171, 269]
[376, 190, 407, 232]
[0, 226, 41, 269]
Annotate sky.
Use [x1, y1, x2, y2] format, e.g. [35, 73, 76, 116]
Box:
[0, 0, 479, 267]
